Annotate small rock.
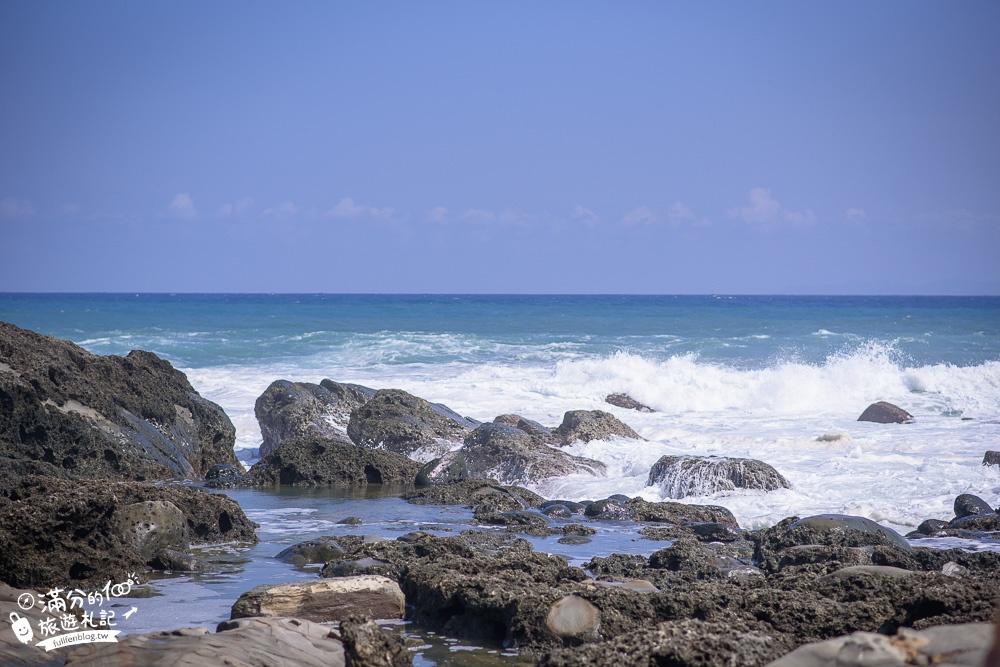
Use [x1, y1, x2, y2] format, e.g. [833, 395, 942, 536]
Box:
[941, 561, 968, 578]
[558, 536, 592, 545]
[545, 594, 601, 643]
[114, 500, 190, 561]
[275, 538, 345, 566]
[415, 450, 468, 487]
[917, 519, 949, 535]
[983, 451, 1000, 467]
[857, 401, 912, 424]
[340, 616, 413, 667]
[338, 517, 363, 525]
[605, 393, 653, 412]
[584, 498, 634, 520]
[150, 548, 214, 573]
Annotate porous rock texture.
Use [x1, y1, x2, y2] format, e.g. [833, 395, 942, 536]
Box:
[0, 321, 239, 488]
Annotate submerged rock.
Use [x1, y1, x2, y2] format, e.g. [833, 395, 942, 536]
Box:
[646, 455, 790, 498]
[347, 389, 477, 461]
[248, 435, 419, 486]
[553, 410, 642, 445]
[462, 423, 606, 486]
[0, 321, 239, 486]
[255, 379, 376, 457]
[857, 401, 912, 424]
[231, 576, 405, 622]
[275, 537, 345, 566]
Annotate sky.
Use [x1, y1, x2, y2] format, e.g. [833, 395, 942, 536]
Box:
[1, 1, 998, 294]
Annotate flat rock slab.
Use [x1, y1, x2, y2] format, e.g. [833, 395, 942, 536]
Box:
[231, 575, 405, 622]
[766, 622, 995, 667]
[64, 616, 346, 667]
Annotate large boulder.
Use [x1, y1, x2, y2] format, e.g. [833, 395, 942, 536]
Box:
[255, 379, 375, 457]
[462, 423, 606, 486]
[0, 475, 257, 589]
[953, 493, 994, 519]
[248, 436, 419, 486]
[553, 410, 641, 445]
[857, 401, 912, 424]
[0, 322, 239, 485]
[347, 389, 478, 461]
[646, 455, 790, 498]
[231, 576, 405, 622]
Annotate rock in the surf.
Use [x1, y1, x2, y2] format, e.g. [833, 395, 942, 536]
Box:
[983, 450, 1000, 467]
[230, 576, 405, 622]
[462, 423, 607, 486]
[954, 493, 994, 519]
[605, 393, 654, 412]
[248, 435, 419, 486]
[255, 379, 376, 457]
[347, 389, 479, 461]
[493, 414, 559, 443]
[646, 455, 790, 498]
[553, 410, 642, 445]
[857, 401, 913, 424]
[415, 449, 469, 486]
[275, 537, 345, 566]
[0, 321, 240, 486]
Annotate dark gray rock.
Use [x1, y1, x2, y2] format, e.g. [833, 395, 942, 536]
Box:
[539, 500, 587, 514]
[248, 435, 419, 486]
[493, 414, 558, 443]
[584, 498, 633, 520]
[948, 513, 1000, 532]
[401, 478, 543, 512]
[917, 519, 949, 535]
[0, 321, 239, 485]
[462, 423, 606, 486]
[983, 450, 1000, 467]
[604, 393, 653, 412]
[347, 389, 475, 460]
[553, 410, 642, 445]
[275, 537, 345, 566]
[954, 493, 994, 519]
[255, 379, 375, 457]
[151, 547, 214, 572]
[646, 455, 790, 498]
[858, 401, 913, 424]
[414, 450, 468, 487]
[627, 497, 740, 527]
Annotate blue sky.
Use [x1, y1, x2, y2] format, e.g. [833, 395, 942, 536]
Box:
[1, 2, 998, 294]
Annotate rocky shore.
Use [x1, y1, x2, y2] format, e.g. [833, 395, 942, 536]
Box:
[2, 323, 998, 666]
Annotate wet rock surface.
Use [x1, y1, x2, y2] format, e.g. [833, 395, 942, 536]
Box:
[255, 379, 375, 457]
[0, 321, 240, 486]
[247, 435, 420, 486]
[552, 410, 642, 445]
[646, 454, 790, 498]
[462, 423, 606, 486]
[604, 393, 654, 412]
[347, 389, 478, 461]
[401, 477, 544, 511]
[857, 401, 913, 424]
[0, 475, 256, 588]
[231, 576, 406, 622]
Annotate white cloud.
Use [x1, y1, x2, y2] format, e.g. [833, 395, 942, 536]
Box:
[728, 188, 815, 227]
[846, 207, 867, 220]
[261, 201, 300, 219]
[0, 196, 36, 218]
[622, 206, 657, 226]
[667, 201, 710, 227]
[328, 196, 396, 221]
[219, 198, 255, 218]
[427, 206, 449, 223]
[461, 208, 499, 224]
[572, 205, 599, 228]
[168, 193, 197, 219]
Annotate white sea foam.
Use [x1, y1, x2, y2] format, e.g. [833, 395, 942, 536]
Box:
[184, 343, 1000, 535]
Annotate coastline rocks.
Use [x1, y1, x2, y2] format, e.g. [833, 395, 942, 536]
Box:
[857, 401, 913, 424]
[0, 321, 239, 485]
[626, 497, 739, 526]
[248, 435, 419, 486]
[415, 450, 468, 487]
[765, 622, 996, 667]
[275, 537, 345, 566]
[646, 455, 790, 498]
[462, 423, 607, 486]
[255, 379, 375, 457]
[64, 616, 350, 667]
[984, 450, 1000, 467]
[114, 500, 190, 560]
[347, 389, 478, 461]
[553, 410, 642, 445]
[0, 475, 256, 589]
[493, 414, 558, 443]
[231, 576, 405, 622]
[604, 393, 653, 413]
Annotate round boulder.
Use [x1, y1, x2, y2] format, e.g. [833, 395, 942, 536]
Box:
[546, 594, 601, 644]
[858, 401, 913, 424]
[114, 500, 190, 561]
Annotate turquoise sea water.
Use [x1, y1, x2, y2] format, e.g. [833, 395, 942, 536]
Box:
[2, 294, 999, 658]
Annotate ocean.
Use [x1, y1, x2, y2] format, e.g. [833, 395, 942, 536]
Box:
[2, 293, 999, 656]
